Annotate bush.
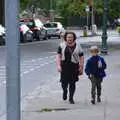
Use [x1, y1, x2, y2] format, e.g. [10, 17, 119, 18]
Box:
[117, 27, 120, 35]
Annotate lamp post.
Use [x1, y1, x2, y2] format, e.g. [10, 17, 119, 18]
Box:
[50, 0, 54, 22]
[101, 0, 108, 54]
[85, 6, 90, 28]
[5, 0, 21, 120]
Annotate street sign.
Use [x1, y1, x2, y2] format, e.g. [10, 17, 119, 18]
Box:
[85, 6, 90, 12]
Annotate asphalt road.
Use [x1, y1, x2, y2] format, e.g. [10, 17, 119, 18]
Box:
[0, 38, 61, 119]
[0, 30, 119, 119]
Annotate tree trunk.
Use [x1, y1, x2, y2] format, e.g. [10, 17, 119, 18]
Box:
[0, 0, 4, 25]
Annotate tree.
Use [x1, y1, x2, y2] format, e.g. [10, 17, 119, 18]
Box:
[20, 0, 30, 10]
[109, 0, 120, 18]
[57, 0, 87, 17]
[20, 0, 120, 18]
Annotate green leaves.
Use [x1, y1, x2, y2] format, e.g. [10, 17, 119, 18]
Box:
[20, 0, 120, 18]
[58, 0, 87, 17]
[109, 0, 120, 18]
[20, 0, 29, 10]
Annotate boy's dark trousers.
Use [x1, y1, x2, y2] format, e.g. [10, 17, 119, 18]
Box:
[90, 76, 103, 101]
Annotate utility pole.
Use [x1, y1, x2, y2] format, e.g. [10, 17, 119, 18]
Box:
[91, 2, 94, 26]
[0, 0, 4, 25]
[5, 0, 21, 120]
[91, 0, 96, 35]
[50, 0, 54, 22]
[85, 6, 90, 28]
[101, 0, 108, 54]
[88, 0, 96, 35]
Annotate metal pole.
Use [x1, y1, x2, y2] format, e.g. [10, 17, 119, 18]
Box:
[91, 3, 94, 26]
[50, 0, 52, 10]
[87, 12, 89, 27]
[101, 0, 108, 54]
[50, 0, 54, 22]
[91, 0, 95, 35]
[5, 0, 21, 120]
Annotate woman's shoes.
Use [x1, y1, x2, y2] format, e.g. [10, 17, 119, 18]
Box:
[91, 97, 101, 105]
[91, 99, 95, 105]
[63, 91, 67, 100]
[69, 99, 75, 104]
[97, 97, 101, 102]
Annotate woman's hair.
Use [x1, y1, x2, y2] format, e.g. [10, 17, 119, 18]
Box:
[64, 32, 77, 41]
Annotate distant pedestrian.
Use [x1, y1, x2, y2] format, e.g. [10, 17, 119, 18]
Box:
[85, 46, 107, 105]
[56, 32, 84, 104]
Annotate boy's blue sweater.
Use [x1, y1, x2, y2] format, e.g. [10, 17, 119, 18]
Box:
[85, 56, 107, 78]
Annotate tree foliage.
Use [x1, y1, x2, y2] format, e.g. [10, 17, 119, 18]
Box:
[57, 0, 120, 18]
[20, 0, 120, 18]
[57, 0, 87, 17]
[20, 0, 29, 10]
[109, 0, 120, 18]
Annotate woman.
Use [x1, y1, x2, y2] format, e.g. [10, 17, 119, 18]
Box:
[56, 32, 84, 104]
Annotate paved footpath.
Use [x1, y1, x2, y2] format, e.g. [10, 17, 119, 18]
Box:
[22, 35, 120, 120]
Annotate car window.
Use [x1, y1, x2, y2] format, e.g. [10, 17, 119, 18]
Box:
[0, 25, 5, 32]
[19, 22, 33, 28]
[44, 23, 58, 28]
[34, 19, 43, 27]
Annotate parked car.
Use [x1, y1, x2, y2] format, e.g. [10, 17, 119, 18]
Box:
[19, 24, 33, 43]
[44, 22, 65, 39]
[111, 19, 120, 29]
[0, 24, 5, 45]
[20, 18, 47, 41]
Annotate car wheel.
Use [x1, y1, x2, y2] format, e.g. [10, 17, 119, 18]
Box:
[35, 30, 40, 41]
[48, 36, 51, 39]
[58, 35, 61, 39]
[43, 37, 47, 40]
[0, 36, 5, 45]
[26, 33, 33, 42]
[43, 31, 47, 40]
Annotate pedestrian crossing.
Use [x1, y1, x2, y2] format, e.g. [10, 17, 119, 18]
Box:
[0, 55, 56, 87]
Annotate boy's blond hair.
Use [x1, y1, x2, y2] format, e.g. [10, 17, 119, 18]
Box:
[90, 46, 99, 53]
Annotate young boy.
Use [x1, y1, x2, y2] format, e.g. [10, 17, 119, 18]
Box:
[85, 46, 107, 105]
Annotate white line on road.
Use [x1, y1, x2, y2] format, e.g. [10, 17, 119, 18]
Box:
[0, 56, 56, 87]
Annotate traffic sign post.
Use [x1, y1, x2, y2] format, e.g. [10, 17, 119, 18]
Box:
[85, 6, 89, 29]
[5, 0, 21, 120]
[101, 0, 108, 54]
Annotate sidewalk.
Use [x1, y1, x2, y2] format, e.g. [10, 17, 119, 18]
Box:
[22, 39, 120, 120]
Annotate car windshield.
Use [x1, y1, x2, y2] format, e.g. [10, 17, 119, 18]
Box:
[44, 23, 58, 28]
[19, 21, 33, 25]
[0, 25, 5, 32]
[34, 19, 43, 27]
[19, 21, 33, 28]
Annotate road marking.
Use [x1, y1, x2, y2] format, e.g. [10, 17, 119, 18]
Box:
[2, 80, 6, 85]
[22, 71, 30, 74]
[29, 68, 35, 71]
[0, 55, 56, 87]
[31, 59, 37, 62]
[23, 75, 60, 103]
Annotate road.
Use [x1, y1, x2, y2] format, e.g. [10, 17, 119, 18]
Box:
[0, 38, 61, 119]
[0, 30, 119, 119]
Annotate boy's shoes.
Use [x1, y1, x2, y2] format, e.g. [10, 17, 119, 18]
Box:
[97, 97, 101, 102]
[91, 99, 95, 105]
[69, 99, 75, 104]
[63, 92, 67, 100]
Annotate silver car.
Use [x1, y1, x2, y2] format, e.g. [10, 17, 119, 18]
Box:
[0, 24, 5, 45]
[44, 22, 65, 39]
